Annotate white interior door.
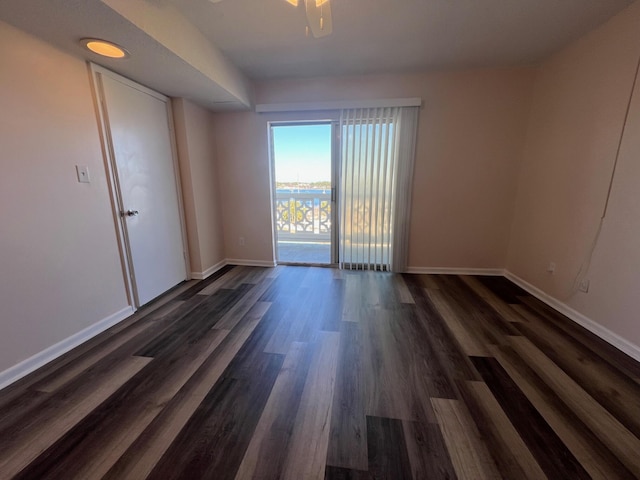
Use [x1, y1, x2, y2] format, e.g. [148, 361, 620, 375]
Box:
[96, 68, 187, 306]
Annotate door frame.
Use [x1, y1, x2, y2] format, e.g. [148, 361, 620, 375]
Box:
[88, 63, 190, 308]
[268, 120, 339, 266]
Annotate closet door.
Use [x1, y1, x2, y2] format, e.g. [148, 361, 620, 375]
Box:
[95, 66, 187, 306]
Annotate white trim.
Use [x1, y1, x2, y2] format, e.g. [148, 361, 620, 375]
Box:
[226, 258, 277, 268]
[405, 267, 505, 276]
[91, 63, 170, 101]
[505, 270, 640, 363]
[0, 306, 134, 391]
[89, 63, 190, 306]
[267, 122, 279, 268]
[165, 95, 192, 282]
[89, 63, 136, 308]
[256, 98, 422, 113]
[191, 259, 228, 280]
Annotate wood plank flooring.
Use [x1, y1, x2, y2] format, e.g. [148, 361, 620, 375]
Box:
[1, 265, 640, 479]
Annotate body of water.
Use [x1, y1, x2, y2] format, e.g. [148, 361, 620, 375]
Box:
[276, 189, 331, 208]
[276, 188, 330, 194]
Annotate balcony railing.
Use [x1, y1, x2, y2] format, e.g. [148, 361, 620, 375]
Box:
[275, 191, 331, 242]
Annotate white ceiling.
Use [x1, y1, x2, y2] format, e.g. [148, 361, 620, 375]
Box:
[175, 0, 635, 78]
[0, 0, 635, 109]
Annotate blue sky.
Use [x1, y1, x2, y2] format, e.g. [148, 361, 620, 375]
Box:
[272, 124, 331, 183]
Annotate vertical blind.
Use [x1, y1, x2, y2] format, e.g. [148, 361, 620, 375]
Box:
[339, 106, 419, 272]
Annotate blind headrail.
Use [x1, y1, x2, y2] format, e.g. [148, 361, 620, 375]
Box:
[255, 98, 422, 113]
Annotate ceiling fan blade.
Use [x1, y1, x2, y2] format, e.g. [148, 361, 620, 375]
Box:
[210, 0, 332, 38]
[305, 0, 332, 38]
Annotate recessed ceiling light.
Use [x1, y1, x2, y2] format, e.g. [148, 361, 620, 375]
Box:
[81, 38, 129, 59]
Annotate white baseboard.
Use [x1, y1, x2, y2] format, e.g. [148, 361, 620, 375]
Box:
[191, 259, 228, 280]
[3, 267, 636, 393]
[0, 306, 135, 391]
[191, 258, 277, 280]
[405, 267, 504, 276]
[504, 270, 640, 363]
[226, 258, 277, 268]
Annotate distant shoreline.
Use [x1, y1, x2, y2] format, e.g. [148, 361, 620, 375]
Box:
[276, 182, 330, 189]
[276, 188, 330, 194]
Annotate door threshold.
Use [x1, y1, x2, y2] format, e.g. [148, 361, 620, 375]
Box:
[277, 262, 338, 268]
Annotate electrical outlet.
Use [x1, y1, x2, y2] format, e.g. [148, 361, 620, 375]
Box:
[547, 262, 556, 274]
[239, 236, 245, 246]
[579, 279, 590, 293]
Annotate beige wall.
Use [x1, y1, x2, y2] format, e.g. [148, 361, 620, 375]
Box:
[103, 0, 252, 107]
[215, 68, 535, 267]
[3, 0, 639, 383]
[0, 22, 130, 374]
[213, 111, 276, 263]
[173, 98, 225, 275]
[507, 2, 640, 347]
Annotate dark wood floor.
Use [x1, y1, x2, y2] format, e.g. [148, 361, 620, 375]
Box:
[1, 265, 640, 479]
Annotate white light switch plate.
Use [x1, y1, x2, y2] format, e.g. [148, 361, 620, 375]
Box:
[76, 165, 90, 183]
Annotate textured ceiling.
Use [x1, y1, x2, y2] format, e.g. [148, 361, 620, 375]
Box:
[0, 0, 635, 110]
[175, 0, 635, 79]
[0, 0, 252, 110]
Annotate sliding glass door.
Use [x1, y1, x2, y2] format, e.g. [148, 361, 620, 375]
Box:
[269, 107, 417, 271]
[270, 122, 337, 265]
[338, 107, 419, 272]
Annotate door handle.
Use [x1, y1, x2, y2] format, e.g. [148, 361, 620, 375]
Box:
[121, 209, 139, 217]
